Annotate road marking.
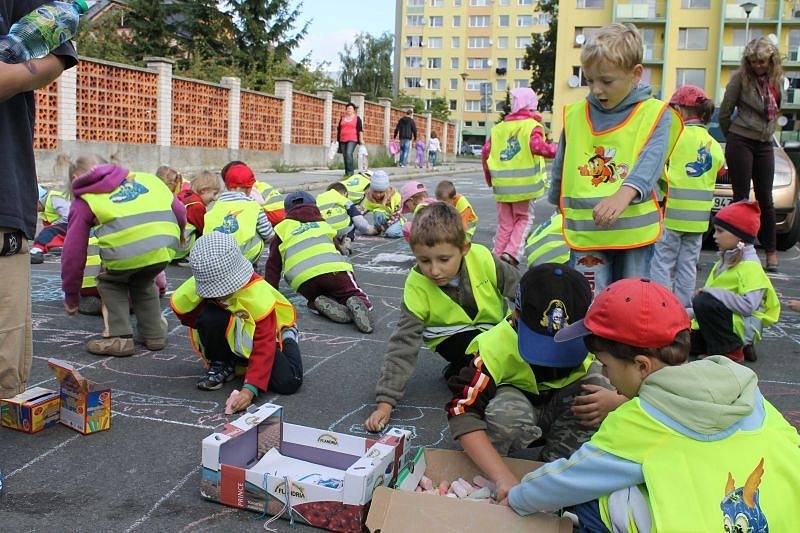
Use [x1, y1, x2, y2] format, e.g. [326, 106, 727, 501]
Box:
[6, 434, 81, 479]
[125, 465, 201, 532]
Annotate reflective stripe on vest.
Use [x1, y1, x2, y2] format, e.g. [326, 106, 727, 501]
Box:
[691, 258, 780, 343]
[487, 118, 547, 202]
[590, 389, 800, 532]
[339, 174, 371, 204]
[274, 219, 353, 291]
[81, 172, 180, 270]
[403, 243, 505, 349]
[316, 189, 352, 233]
[203, 199, 264, 262]
[43, 190, 68, 224]
[561, 99, 682, 250]
[526, 213, 570, 267]
[664, 125, 724, 232]
[82, 237, 102, 289]
[171, 276, 296, 359]
[454, 194, 478, 237]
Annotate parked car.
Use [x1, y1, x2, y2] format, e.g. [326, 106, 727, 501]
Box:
[706, 114, 800, 251]
[470, 144, 483, 156]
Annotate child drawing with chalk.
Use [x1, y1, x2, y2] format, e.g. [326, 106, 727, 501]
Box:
[365, 203, 520, 432]
[171, 232, 303, 412]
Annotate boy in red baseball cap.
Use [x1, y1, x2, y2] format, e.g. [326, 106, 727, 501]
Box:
[507, 278, 800, 532]
[690, 200, 780, 363]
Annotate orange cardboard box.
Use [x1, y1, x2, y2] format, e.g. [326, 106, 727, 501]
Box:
[48, 358, 111, 435]
[0, 387, 60, 434]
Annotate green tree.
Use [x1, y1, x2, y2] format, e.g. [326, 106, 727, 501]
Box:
[428, 97, 451, 122]
[336, 32, 394, 101]
[124, 0, 176, 61]
[173, 1, 237, 74]
[391, 91, 424, 114]
[523, 0, 557, 110]
[74, 8, 129, 63]
[496, 88, 512, 123]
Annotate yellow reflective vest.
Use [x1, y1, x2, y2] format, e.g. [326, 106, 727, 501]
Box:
[204, 199, 264, 262]
[403, 243, 506, 349]
[692, 257, 780, 343]
[591, 391, 800, 532]
[453, 194, 478, 237]
[253, 181, 285, 215]
[81, 236, 102, 290]
[81, 172, 180, 271]
[171, 276, 296, 360]
[363, 190, 402, 217]
[339, 173, 371, 204]
[316, 189, 352, 235]
[42, 190, 69, 224]
[525, 213, 571, 267]
[664, 124, 724, 233]
[274, 218, 353, 291]
[487, 118, 547, 202]
[561, 99, 683, 250]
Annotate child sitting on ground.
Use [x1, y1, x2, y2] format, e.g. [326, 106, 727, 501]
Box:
[690, 201, 780, 363]
[266, 191, 375, 334]
[177, 170, 221, 238]
[171, 232, 302, 407]
[415, 138, 426, 169]
[252, 179, 286, 226]
[316, 182, 377, 255]
[399, 181, 434, 241]
[155, 165, 184, 196]
[507, 278, 800, 532]
[205, 161, 274, 264]
[435, 180, 478, 238]
[427, 132, 440, 169]
[338, 171, 371, 205]
[365, 203, 521, 432]
[362, 170, 403, 238]
[447, 264, 619, 500]
[30, 185, 70, 264]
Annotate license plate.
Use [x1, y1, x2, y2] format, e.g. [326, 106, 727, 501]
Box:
[712, 196, 733, 210]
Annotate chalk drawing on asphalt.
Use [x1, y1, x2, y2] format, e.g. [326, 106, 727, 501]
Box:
[327, 403, 450, 449]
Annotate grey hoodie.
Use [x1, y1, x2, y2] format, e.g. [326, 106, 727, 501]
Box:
[549, 85, 673, 205]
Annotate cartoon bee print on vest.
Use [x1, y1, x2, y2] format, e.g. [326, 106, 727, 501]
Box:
[685, 141, 713, 178]
[213, 210, 242, 234]
[721, 458, 768, 533]
[110, 181, 149, 203]
[578, 147, 629, 187]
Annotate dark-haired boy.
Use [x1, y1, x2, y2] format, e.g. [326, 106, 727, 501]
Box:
[508, 278, 800, 532]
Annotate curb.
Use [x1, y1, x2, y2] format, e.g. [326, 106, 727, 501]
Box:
[272, 165, 481, 193]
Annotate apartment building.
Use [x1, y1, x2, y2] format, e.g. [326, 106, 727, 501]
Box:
[553, 0, 800, 137]
[393, 0, 551, 146]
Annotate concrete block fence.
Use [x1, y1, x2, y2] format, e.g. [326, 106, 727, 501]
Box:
[32, 56, 456, 182]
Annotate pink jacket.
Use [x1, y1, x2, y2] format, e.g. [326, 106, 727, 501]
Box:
[482, 109, 557, 187]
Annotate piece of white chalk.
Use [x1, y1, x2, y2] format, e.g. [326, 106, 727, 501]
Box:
[224, 389, 239, 415]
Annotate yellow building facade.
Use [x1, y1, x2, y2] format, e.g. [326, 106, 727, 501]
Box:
[393, 0, 550, 145]
[553, 0, 800, 137]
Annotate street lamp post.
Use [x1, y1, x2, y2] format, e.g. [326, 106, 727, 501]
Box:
[459, 72, 469, 155]
[740, 2, 758, 45]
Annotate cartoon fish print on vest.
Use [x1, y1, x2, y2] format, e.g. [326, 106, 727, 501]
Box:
[499, 129, 522, 162]
[213, 210, 242, 234]
[721, 458, 768, 533]
[686, 141, 713, 178]
[110, 181, 149, 203]
[578, 147, 629, 187]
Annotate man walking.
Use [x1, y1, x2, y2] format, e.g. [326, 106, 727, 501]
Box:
[393, 109, 417, 168]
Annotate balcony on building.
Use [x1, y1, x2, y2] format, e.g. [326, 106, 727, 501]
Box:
[614, 0, 667, 22]
[785, 1, 800, 23]
[642, 42, 664, 64]
[724, 1, 779, 22]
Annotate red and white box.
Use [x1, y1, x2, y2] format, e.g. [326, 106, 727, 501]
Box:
[200, 403, 412, 532]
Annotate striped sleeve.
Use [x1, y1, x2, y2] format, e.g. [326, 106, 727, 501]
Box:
[256, 210, 275, 242]
[446, 356, 498, 440]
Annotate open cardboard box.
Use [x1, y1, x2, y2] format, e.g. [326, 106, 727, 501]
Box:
[0, 387, 60, 433]
[365, 448, 572, 532]
[47, 358, 111, 434]
[200, 403, 412, 532]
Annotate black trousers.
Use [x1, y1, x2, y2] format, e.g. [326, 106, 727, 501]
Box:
[690, 291, 743, 355]
[725, 132, 776, 252]
[195, 304, 303, 394]
[435, 330, 482, 370]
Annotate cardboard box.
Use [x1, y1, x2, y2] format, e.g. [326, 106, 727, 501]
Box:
[0, 387, 60, 433]
[47, 358, 111, 435]
[200, 403, 412, 533]
[365, 448, 573, 533]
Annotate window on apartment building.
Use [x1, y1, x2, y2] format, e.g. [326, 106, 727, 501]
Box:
[407, 0, 424, 5]
[681, 0, 710, 7]
[732, 28, 763, 45]
[454, 0, 462, 5]
[498, 37, 509, 48]
[427, 78, 441, 90]
[466, 79, 487, 91]
[452, 36, 460, 48]
[451, 57, 460, 68]
[499, 0, 510, 5]
[453, 15, 461, 27]
[519, 0, 533, 4]
[469, 15, 491, 27]
[465, 121, 473, 127]
[496, 79, 507, 91]
[428, 37, 443, 48]
[518, 15, 533, 27]
[676, 68, 705, 89]
[678, 28, 708, 50]
[577, 0, 604, 7]
[406, 36, 423, 47]
[499, 15, 510, 27]
[430, 0, 443, 6]
[514, 79, 529, 88]
[428, 57, 442, 68]
[429, 16, 443, 26]
[406, 56, 422, 68]
[467, 58, 491, 69]
[495, 100, 506, 111]
[572, 66, 589, 86]
[789, 30, 800, 60]
[407, 15, 424, 26]
[465, 100, 482, 111]
[478, 121, 486, 127]
[574, 27, 601, 47]
[405, 77, 423, 88]
[515, 58, 528, 70]
[516, 36, 532, 48]
[497, 58, 508, 68]
[450, 100, 458, 110]
[537, 13, 551, 24]
[469, 37, 491, 48]
[470, 0, 489, 6]
[450, 78, 459, 90]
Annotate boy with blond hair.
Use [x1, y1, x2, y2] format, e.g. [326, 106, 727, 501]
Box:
[551, 23, 682, 293]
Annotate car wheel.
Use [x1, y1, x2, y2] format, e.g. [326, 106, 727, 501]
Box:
[776, 199, 800, 251]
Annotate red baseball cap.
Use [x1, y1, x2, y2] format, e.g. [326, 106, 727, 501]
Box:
[555, 278, 690, 349]
[222, 162, 256, 189]
[669, 85, 709, 107]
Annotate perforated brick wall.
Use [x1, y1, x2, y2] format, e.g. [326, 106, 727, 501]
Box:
[33, 82, 59, 150]
[239, 90, 283, 152]
[171, 78, 228, 148]
[363, 102, 384, 145]
[330, 100, 347, 143]
[291, 92, 325, 146]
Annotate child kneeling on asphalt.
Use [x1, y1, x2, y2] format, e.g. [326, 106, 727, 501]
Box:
[317, 182, 378, 255]
[507, 278, 800, 532]
[447, 264, 621, 500]
[266, 191, 375, 333]
[171, 232, 303, 409]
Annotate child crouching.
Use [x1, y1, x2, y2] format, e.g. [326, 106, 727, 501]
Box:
[171, 232, 303, 409]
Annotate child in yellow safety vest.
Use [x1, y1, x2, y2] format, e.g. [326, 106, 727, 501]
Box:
[447, 264, 619, 502]
[338, 171, 371, 205]
[435, 180, 478, 238]
[690, 201, 779, 364]
[650, 85, 725, 307]
[524, 212, 571, 268]
[364, 203, 521, 433]
[205, 161, 274, 265]
[265, 191, 375, 334]
[317, 182, 377, 256]
[252, 179, 286, 226]
[399, 180, 434, 241]
[508, 278, 800, 533]
[61, 163, 186, 357]
[551, 23, 683, 295]
[171, 232, 302, 409]
[361, 170, 403, 238]
[177, 170, 221, 239]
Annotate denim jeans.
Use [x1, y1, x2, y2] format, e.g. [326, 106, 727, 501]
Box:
[428, 150, 438, 167]
[342, 141, 357, 176]
[398, 139, 411, 166]
[649, 228, 703, 306]
[373, 211, 403, 238]
[569, 245, 654, 295]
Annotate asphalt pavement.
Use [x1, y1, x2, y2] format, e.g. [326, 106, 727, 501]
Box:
[2, 167, 799, 532]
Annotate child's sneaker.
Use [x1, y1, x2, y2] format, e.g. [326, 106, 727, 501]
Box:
[197, 361, 235, 391]
[86, 337, 135, 357]
[346, 296, 374, 333]
[29, 251, 44, 264]
[314, 295, 351, 323]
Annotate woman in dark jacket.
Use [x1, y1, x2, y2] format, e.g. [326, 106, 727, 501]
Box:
[336, 102, 364, 177]
[719, 37, 784, 271]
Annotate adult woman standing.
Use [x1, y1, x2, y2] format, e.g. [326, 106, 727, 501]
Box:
[336, 103, 364, 177]
[719, 37, 784, 271]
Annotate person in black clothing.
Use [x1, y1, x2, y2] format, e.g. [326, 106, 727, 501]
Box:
[393, 109, 417, 167]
